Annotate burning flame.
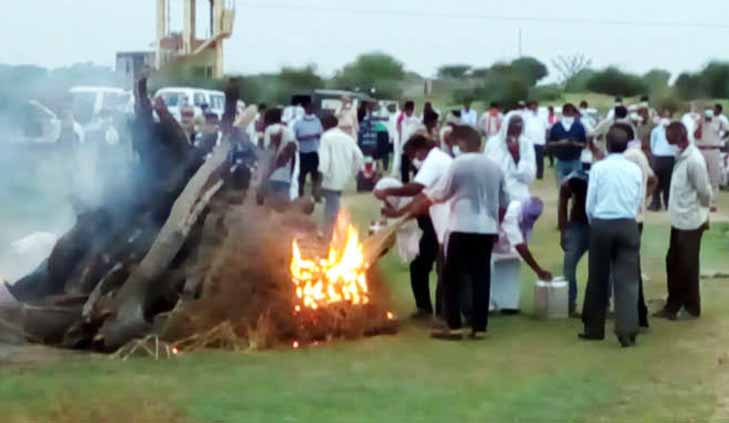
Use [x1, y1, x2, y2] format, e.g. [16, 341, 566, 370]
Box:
[290, 212, 369, 311]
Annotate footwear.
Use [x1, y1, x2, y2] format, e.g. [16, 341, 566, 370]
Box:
[431, 328, 464, 341]
[569, 303, 581, 319]
[652, 309, 677, 321]
[469, 330, 487, 340]
[617, 333, 637, 348]
[678, 311, 700, 321]
[410, 310, 433, 321]
[578, 333, 605, 341]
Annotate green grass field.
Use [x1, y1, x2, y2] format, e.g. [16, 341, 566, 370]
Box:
[3, 169, 729, 422]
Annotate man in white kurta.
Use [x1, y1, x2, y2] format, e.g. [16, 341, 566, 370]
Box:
[485, 111, 537, 201]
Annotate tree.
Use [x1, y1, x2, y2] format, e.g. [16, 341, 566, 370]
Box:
[586, 67, 647, 97]
[334, 52, 406, 98]
[437, 64, 472, 79]
[470, 67, 491, 79]
[279, 65, 323, 92]
[642, 69, 672, 94]
[699, 62, 729, 98]
[674, 72, 706, 100]
[473, 73, 530, 110]
[510, 57, 548, 86]
[564, 69, 596, 93]
[552, 54, 593, 86]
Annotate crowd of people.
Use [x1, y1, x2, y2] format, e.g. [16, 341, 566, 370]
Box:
[369, 96, 722, 347]
[246, 90, 724, 348]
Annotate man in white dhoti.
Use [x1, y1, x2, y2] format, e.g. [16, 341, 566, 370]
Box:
[485, 112, 537, 201]
[490, 197, 553, 314]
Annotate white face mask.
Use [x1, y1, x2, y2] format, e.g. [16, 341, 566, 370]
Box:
[452, 146, 463, 157]
[412, 158, 423, 169]
[562, 117, 575, 129]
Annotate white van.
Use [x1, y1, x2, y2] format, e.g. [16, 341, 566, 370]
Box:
[154, 87, 226, 122]
[70, 86, 131, 126]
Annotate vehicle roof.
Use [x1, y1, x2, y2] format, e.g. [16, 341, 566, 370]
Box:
[295, 89, 373, 100]
[156, 87, 224, 95]
[70, 86, 127, 94]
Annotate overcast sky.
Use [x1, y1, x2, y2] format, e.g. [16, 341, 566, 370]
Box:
[3, 0, 729, 80]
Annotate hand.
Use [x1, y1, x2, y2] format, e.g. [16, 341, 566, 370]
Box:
[381, 205, 400, 218]
[537, 270, 553, 282]
[374, 189, 388, 201]
[153, 96, 168, 113]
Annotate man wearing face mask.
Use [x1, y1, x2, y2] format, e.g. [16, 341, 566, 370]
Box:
[547, 103, 588, 184]
[649, 113, 676, 211]
[486, 112, 536, 201]
[382, 126, 508, 339]
[374, 135, 452, 320]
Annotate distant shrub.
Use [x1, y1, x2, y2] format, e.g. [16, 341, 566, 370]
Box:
[587, 67, 647, 97]
[564, 69, 595, 93]
[530, 84, 563, 102]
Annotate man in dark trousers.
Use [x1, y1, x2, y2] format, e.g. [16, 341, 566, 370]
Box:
[294, 97, 324, 200]
[654, 122, 712, 320]
[374, 135, 452, 320]
[649, 115, 676, 211]
[580, 125, 643, 348]
[383, 126, 508, 339]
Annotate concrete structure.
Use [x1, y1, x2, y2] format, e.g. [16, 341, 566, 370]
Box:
[156, 0, 235, 79]
[116, 51, 155, 89]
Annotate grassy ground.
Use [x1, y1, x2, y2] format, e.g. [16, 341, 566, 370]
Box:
[3, 168, 729, 422]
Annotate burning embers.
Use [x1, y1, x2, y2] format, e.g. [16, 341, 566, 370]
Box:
[290, 213, 370, 312]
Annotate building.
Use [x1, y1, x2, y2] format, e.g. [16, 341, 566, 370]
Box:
[116, 51, 155, 89]
[156, 0, 236, 79]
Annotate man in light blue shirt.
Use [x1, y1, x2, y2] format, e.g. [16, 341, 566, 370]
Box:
[580, 125, 643, 348]
[649, 118, 677, 211]
[294, 98, 324, 200]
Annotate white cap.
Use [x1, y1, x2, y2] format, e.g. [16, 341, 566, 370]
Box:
[705, 109, 715, 118]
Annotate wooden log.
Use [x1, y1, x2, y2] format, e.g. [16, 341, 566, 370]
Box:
[99, 80, 242, 349]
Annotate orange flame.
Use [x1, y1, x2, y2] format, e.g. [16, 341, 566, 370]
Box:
[290, 212, 369, 311]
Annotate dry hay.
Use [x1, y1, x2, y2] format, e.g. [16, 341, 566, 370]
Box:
[160, 204, 397, 351]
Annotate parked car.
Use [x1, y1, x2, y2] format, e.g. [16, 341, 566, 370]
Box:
[70, 86, 131, 126]
[1, 100, 77, 145]
[154, 87, 226, 122]
[290, 89, 373, 119]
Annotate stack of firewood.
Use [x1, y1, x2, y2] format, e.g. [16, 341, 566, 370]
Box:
[0, 78, 398, 353]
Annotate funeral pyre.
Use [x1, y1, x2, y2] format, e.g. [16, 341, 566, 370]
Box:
[0, 78, 397, 353]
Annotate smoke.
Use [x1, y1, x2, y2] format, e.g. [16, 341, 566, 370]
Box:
[0, 105, 134, 283]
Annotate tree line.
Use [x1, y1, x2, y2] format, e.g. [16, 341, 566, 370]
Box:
[1, 52, 728, 116]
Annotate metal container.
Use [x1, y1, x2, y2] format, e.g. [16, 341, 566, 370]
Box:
[534, 277, 569, 320]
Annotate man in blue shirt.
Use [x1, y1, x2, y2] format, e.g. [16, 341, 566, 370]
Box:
[294, 98, 324, 200]
[580, 125, 643, 348]
[547, 103, 588, 184]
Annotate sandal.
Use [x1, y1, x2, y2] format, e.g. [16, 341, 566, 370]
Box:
[430, 328, 464, 341]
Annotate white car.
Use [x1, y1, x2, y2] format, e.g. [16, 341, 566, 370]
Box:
[70, 86, 131, 125]
[155, 87, 226, 122]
